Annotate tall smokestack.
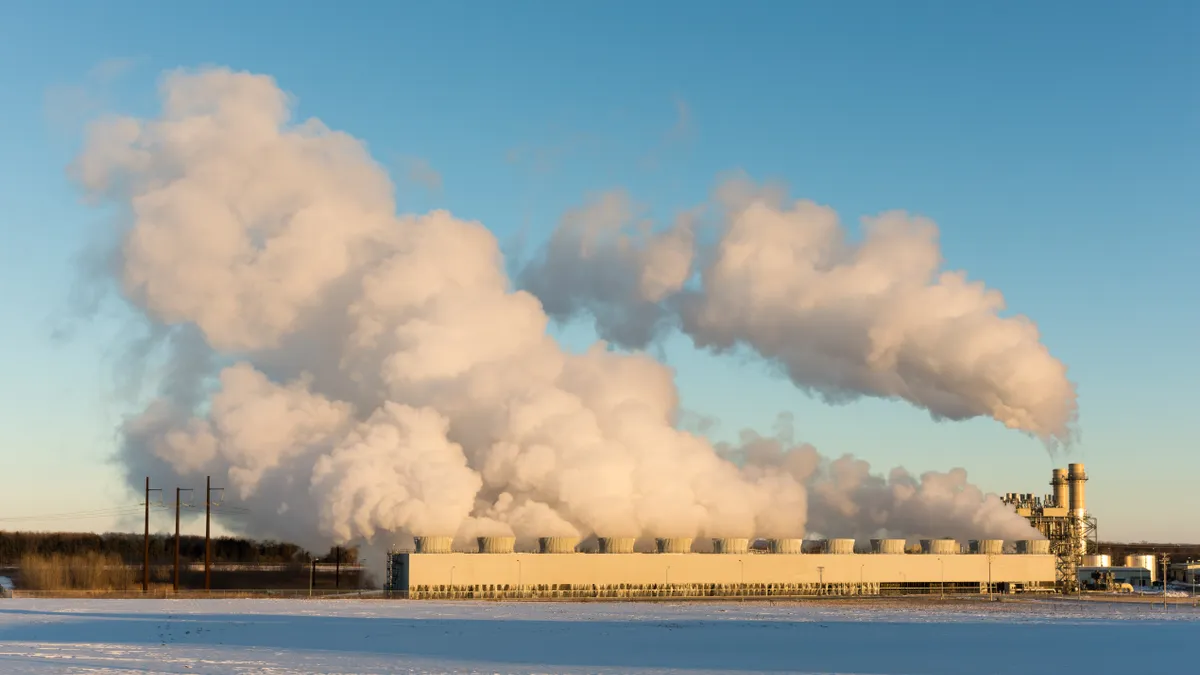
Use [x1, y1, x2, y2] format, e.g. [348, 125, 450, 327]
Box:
[1067, 463, 1087, 516]
[1050, 468, 1068, 509]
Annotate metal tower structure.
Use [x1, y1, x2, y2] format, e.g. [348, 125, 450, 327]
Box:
[1002, 463, 1097, 593]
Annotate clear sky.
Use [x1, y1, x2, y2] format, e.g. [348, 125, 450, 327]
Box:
[1, 1, 1196, 542]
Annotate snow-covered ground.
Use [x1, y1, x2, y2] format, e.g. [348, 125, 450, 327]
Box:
[1, 597, 1197, 674]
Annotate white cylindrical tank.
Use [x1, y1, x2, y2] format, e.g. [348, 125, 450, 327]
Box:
[768, 538, 803, 554]
[712, 538, 749, 554]
[597, 537, 636, 554]
[1016, 539, 1051, 555]
[414, 536, 453, 554]
[656, 537, 694, 554]
[825, 538, 855, 554]
[871, 539, 906, 554]
[925, 539, 959, 555]
[1083, 554, 1111, 567]
[477, 536, 515, 554]
[1125, 554, 1157, 582]
[538, 537, 580, 554]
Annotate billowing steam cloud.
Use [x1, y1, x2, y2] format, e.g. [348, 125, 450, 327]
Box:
[77, 67, 1040, 554]
[521, 178, 1078, 446]
[724, 415, 1040, 543]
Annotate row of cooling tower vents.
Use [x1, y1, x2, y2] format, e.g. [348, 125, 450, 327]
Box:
[413, 536, 1053, 555]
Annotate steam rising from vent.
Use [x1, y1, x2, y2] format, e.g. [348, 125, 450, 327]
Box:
[724, 414, 1042, 543]
[77, 67, 1045, 555]
[521, 179, 1078, 447]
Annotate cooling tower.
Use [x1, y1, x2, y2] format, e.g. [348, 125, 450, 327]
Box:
[413, 536, 453, 554]
[825, 538, 855, 554]
[711, 538, 750, 554]
[1016, 539, 1050, 555]
[597, 537, 636, 554]
[768, 538, 803, 554]
[1067, 463, 1087, 516]
[977, 540, 1004, 555]
[1050, 469, 1068, 509]
[1083, 554, 1111, 567]
[538, 537, 580, 554]
[922, 539, 959, 555]
[477, 536, 516, 554]
[655, 537, 694, 554]
[871, 539, 906, 554]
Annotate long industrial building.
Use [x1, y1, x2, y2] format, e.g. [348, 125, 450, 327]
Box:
[386, 536, 1055, 600]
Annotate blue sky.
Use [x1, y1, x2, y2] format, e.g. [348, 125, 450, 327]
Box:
[0, 1, 1196, 542]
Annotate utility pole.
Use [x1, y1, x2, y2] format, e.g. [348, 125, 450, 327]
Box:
[143, 478, 161, 593]
[335, 546, 341, 590]
[204, 477, 223, 591]
[1162, 555, 1171, 609]
[173, 487, 193, 593]
[988, 554, 993, 600]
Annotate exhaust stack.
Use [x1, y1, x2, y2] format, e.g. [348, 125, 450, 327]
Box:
[1067, 463, 1087, 516]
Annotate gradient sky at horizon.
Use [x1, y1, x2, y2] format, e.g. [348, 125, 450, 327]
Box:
[0, 1, 1196, 543]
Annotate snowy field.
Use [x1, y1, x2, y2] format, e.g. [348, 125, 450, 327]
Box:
[1, 598, 1197, 674]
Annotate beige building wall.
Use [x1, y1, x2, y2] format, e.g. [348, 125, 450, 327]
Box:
[399, 552, 1054, 588]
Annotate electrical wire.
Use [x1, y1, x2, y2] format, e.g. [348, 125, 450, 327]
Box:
[0, 505, 153, 522]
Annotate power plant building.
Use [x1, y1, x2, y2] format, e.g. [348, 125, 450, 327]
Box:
[387, 536, 1055, 599]
[1002, 463, 1097, 592]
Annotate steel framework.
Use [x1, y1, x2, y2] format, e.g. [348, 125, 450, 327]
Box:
[1023, 512, 1097, 592]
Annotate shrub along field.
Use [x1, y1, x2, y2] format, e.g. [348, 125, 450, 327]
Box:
[1, 532, 368, 591]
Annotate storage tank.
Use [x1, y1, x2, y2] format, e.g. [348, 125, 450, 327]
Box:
[537, 536, 580, 554]
[413, 536, 453, 554]
[1083, 554, 1111, 567]
[871, 539, 906, 554]
[597, 537, 636, 554]
[923, 539, 959, 555]
[1016, 539, 1051, 555]
[477, 536, 515, 554]
[1125, 554, 1157, 583]
[656, 537, 694, 554]
[825, 538, 855, 554]
[712, 538, 749, 554]
[768, 538, 803, 554]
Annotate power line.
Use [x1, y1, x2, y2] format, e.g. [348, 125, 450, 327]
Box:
[0, 505, 154, 522]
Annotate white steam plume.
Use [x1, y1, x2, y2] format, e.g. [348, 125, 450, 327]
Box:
[726, 414, 1042, 543]
[518, 190, 695, 347]
[78, 67, 1037, 558]
[79, 68, 808, 551]
[521, 177, 1078, 446]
